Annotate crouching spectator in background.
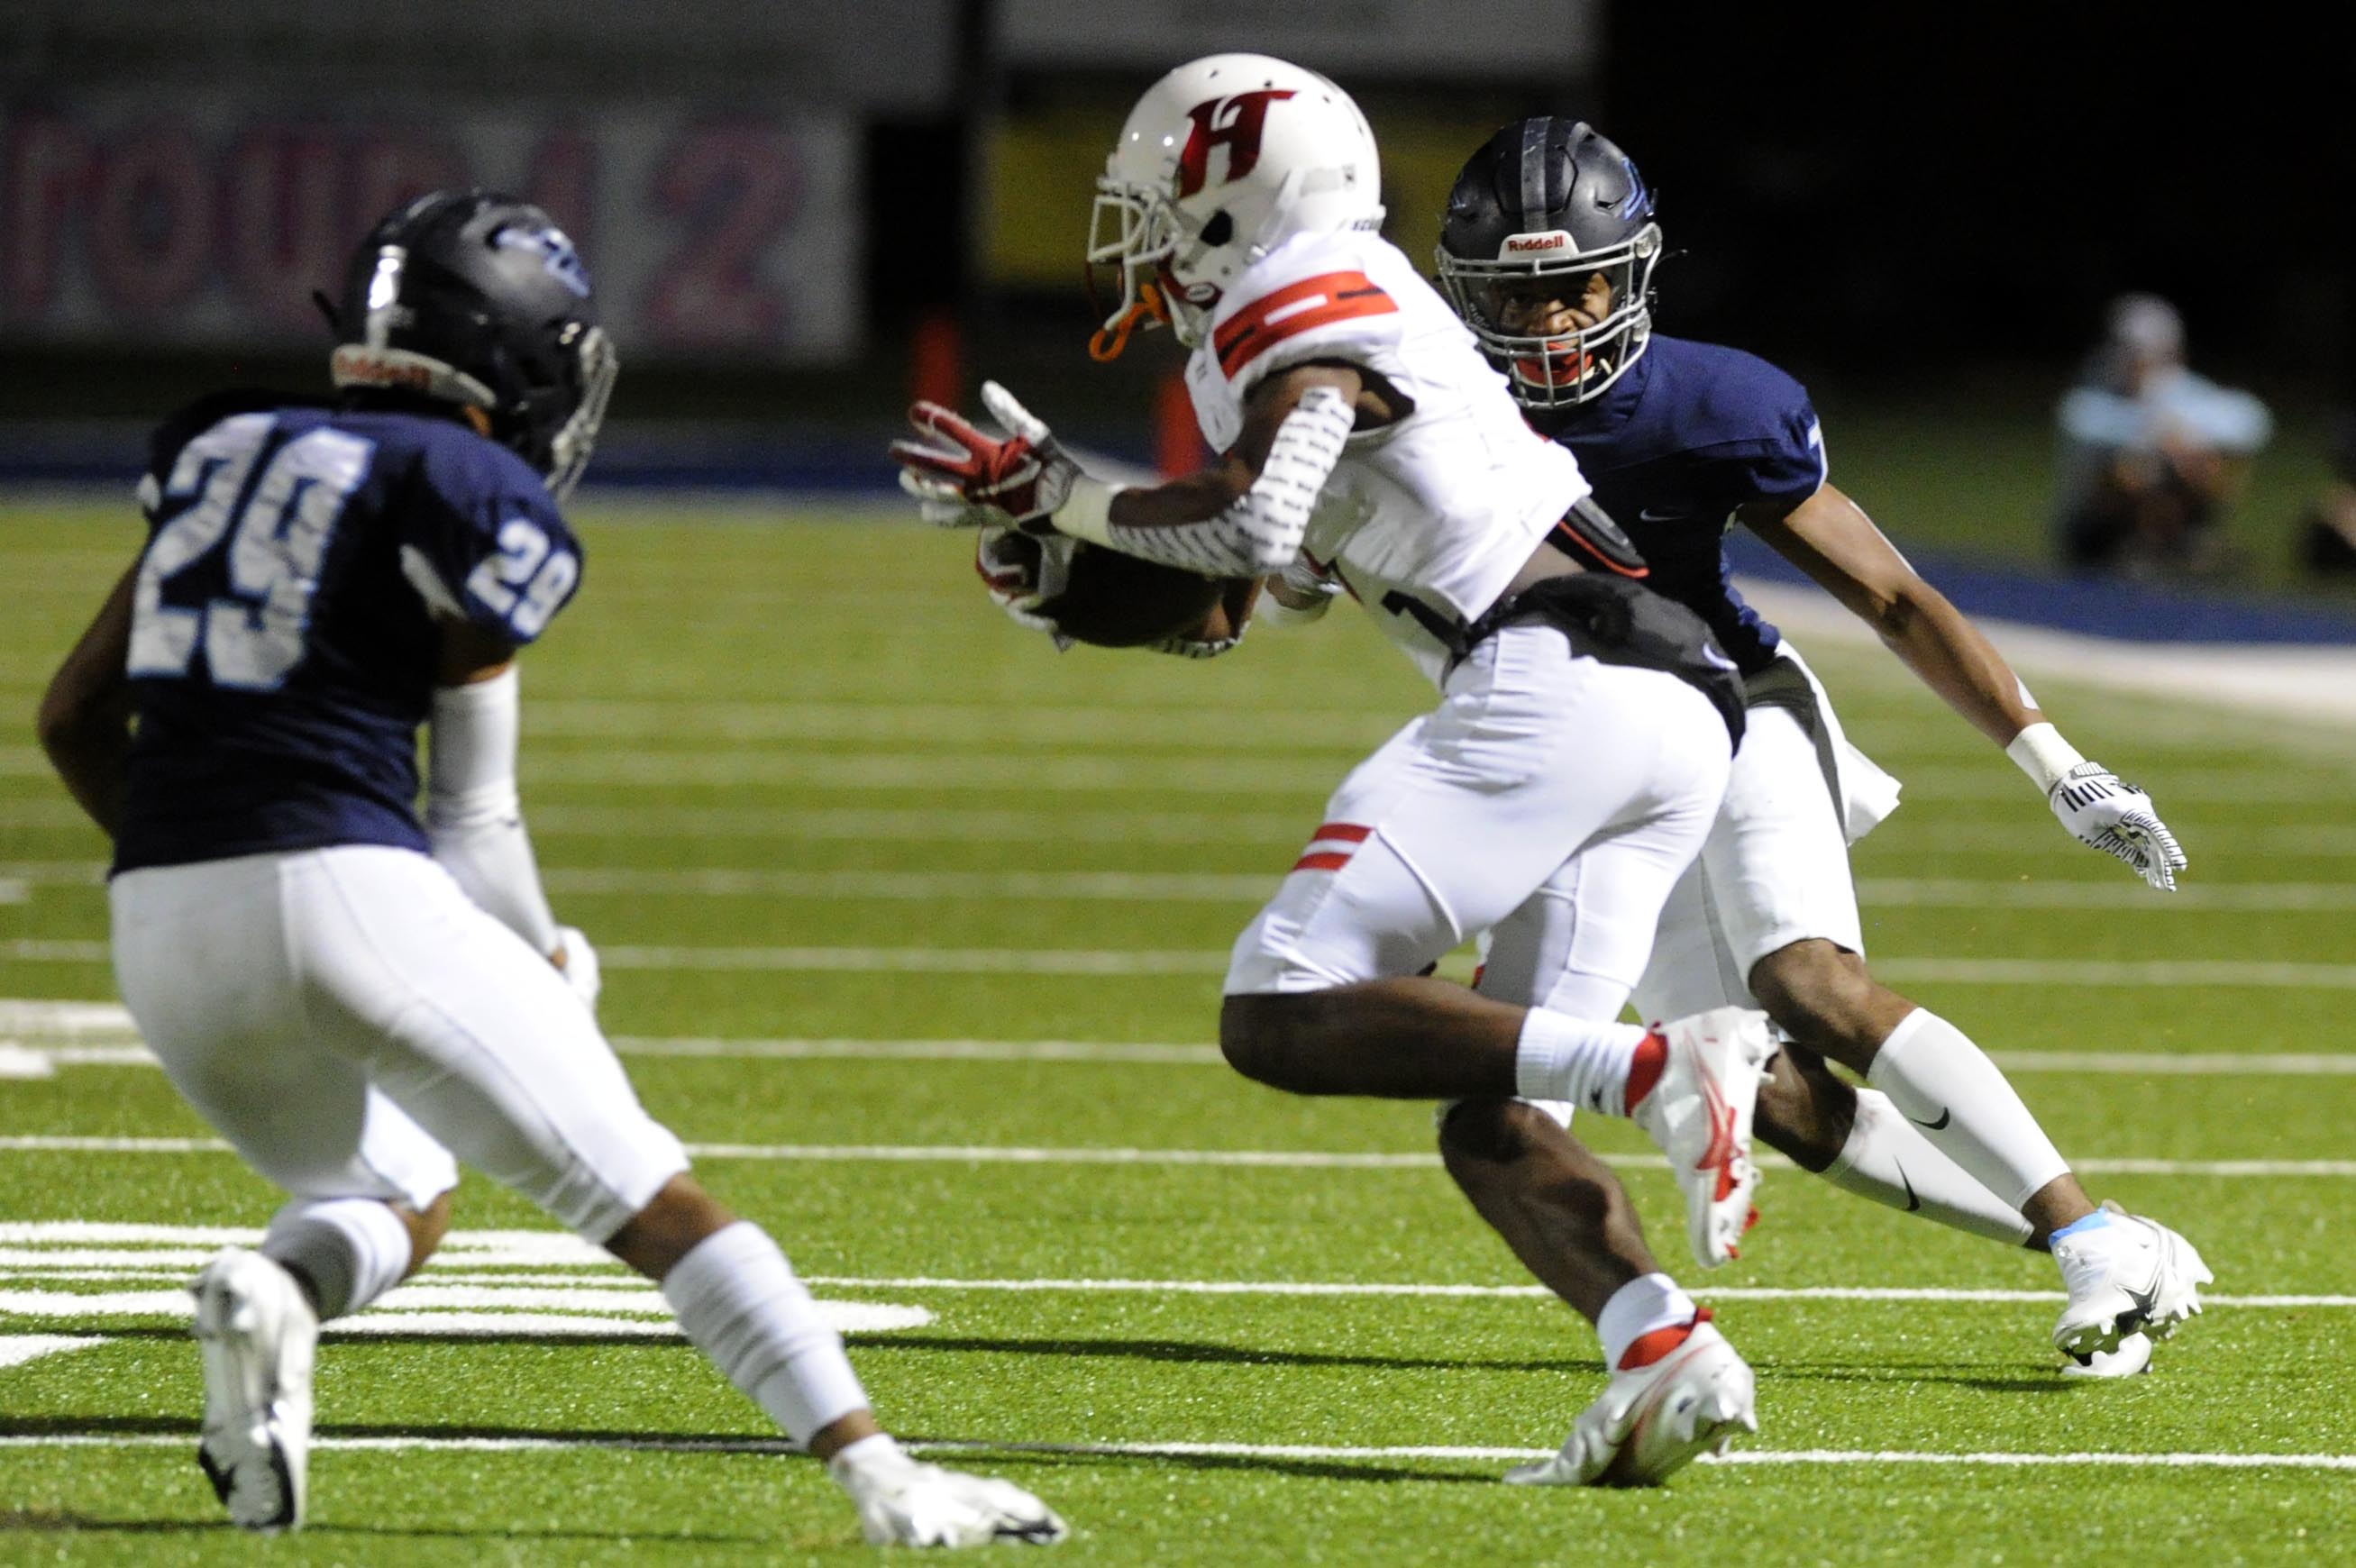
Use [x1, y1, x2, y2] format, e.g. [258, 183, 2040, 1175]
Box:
[2053, 294, 2271, 577]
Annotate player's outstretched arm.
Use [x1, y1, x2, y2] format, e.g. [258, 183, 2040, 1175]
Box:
[1746, 484, 2186, 890]
[426, 622, 598, 1007]
[36, 561, 138, 838]
[894, 366, 1371, 579]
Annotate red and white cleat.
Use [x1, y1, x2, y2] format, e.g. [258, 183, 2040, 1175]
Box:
[1506, 1314, 1758, 1487]
[1630, 1007, 1776, 1270]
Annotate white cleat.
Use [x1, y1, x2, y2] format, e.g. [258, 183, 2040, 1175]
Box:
[2063, 1331, 2154, 1379]
[1505, 1316, 1757, 1488]
[829, 1441, 1068, 1547]
[190, 1247, 317, 1532]
[1630, 1007, 1776, 1269]
[2051, 1200, 2214, 1359]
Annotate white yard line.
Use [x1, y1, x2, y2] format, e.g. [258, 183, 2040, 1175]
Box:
[1853, 879, 2356, 912]
[527, 751, 1344, 795]
[8, 735, 2345, 801]
[7, 797, 2356, 855]
[0, 1430, 2348, 1470]
[14, 860, 2355, 911]
[6, 1002, 2353, 1078]
[1869, 959, 2356, 989]
[32, 939, 2356, 989]
[1742, 579, 2356, 732]
[0, 1335, 105, 1369]
[543, 869, 1276, 901]
[5, 1134, 2351, 1178]
[525, 700, 1401, 751]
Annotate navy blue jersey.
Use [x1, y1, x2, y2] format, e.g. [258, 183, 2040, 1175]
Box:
[113, 396, 582, 873]
[1546, 335, 1826, 673]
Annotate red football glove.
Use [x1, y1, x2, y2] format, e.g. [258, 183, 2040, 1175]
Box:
[891, 383, 1079, 528]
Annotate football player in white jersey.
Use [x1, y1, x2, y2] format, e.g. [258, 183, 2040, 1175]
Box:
[39, 190, 1062, 1547]
[899, 54, 1774, 1486]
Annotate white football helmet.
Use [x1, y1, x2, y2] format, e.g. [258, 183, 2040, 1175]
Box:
[1087, 53, 1384, 357]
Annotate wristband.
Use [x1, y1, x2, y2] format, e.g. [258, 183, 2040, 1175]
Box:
[2004, 720, 2087, 794]
[1049, 476, 1124, 547]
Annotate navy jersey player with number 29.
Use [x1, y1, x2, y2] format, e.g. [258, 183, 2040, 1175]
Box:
[1435, 119, 2210, 1374]
[38, 190, 1063, 1548]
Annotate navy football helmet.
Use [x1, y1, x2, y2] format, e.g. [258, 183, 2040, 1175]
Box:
[1437, 118, 1662, 408]
[327, 189, 617, 499]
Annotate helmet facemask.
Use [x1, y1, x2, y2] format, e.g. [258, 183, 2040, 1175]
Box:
[540, 323, 617, 502]
[1438, 222, 1662, 408]
[1086, 179, 1202, 356]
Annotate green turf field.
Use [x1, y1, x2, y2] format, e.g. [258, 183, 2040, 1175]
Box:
[3, 501, 2352, 1566]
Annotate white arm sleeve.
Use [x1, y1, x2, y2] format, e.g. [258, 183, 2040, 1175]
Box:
[426, 666, 562, 956]
[1062, 385, 1353, 579]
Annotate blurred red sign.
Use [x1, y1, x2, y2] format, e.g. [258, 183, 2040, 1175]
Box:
[0, 98, 860, 364]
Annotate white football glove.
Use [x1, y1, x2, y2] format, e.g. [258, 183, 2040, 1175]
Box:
[891, 381, 1082, 531]
[828, 1440, 1067, 1547]
[973, 524, 1076, 641]
[1257, 557, 1343, 628]
[2047, 762, 2187, 891]
[553, 925, 602, 1016]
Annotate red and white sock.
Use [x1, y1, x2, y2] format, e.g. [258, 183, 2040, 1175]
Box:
[1513, 1009, 1653, 1118]
[1596, 1272, 1703, 1371]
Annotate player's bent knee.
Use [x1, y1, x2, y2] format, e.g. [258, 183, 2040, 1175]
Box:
[1751, 940, 1903, 1062]
[1437, 1097, 1551, 1167]
[1219, 991, 1315, 1089]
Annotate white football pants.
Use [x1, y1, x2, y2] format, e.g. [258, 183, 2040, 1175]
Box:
[111, 845, 687, 1241]
[1226, 622, 1730, 1023]
[1632, 646, 1875, 1020]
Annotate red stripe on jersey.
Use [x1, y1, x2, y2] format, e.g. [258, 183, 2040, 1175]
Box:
[1292, 851, 1356, 873]
[1214, 272, 1398, 380]
[1309, 822, 1373, 843]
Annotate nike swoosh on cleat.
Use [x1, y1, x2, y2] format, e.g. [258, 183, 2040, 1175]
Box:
[1909, 1108, 1951, 1131]
[1896, 1163, 1922, 1213]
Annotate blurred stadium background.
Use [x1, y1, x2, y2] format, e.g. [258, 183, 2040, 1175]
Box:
[3, 0, 2351, 595]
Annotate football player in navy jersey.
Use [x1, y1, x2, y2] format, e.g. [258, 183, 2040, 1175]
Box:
[36, 190, 1063, 1547]
[1430, 118, 2207, 1372]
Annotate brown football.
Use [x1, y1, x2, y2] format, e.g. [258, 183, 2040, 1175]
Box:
[1032, 539, 1250, 648]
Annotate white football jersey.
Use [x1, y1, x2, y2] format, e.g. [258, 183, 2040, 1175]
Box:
[1183, 231, 1592, 683]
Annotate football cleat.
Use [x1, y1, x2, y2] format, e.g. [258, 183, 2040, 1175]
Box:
[829, 1442, 1068, 1547]
[2063, 1330, 2154, 1379]
[190, 1247, 318, 1532]
[2050, 1201, 2213, 1359]
[1630, 1007, 1776, 1269]
[1505, 1316, 1757, 1487]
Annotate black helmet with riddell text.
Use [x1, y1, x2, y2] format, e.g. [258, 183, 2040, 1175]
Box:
[327, 188, 618, 499]
[1437, 118, 1662, 408]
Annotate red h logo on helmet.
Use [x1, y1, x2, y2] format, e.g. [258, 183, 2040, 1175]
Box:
[1175, 90, 1297, 198]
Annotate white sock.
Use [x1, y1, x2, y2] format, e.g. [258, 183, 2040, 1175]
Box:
[662, 1221, 872, 1447]
[1595, 1272, 1698, 1370]
[1514, 1010, 1649, 1117]
[1865, 1010, 2071, 1212]
[260, 1197, 414, 1320]
[1822, 1089, 2034, 1247]
[827, 1431, 913, 1481]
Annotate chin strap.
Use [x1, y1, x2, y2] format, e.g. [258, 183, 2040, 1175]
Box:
[1089, 279, 1171, 363]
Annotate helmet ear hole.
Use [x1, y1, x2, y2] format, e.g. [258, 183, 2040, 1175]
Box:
[1200, 212, 1234, 248]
